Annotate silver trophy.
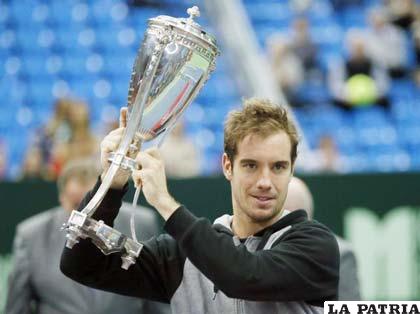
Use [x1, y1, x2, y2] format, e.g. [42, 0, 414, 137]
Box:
[63, 6, 219, 269]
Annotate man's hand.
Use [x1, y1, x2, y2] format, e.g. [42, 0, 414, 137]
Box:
[132, 148, 180, 220]
[100, 107, 130, 189]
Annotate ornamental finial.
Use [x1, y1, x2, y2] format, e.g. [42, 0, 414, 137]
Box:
[187, 6, 200, 22]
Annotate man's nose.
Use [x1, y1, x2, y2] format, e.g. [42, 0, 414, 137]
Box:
[256, 169, 272, 190]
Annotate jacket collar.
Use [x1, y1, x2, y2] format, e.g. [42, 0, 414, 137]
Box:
[213, 209, 308, 237]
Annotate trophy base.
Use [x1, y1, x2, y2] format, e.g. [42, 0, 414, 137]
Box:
[62, 210, 144, 270]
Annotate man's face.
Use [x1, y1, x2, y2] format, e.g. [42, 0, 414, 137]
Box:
[223, 131, 293, 225]
[60, 178, 95, 212]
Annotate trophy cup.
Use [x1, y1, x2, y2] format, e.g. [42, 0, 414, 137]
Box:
[62, 6, 219, 269]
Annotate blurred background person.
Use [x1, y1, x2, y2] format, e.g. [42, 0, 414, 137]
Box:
[267, 16, 323, 108]
[65, 100, 98, 160]
[284, 176, 361, 301]
[328, 29, 390, 110]
[37, 98, 72, 172]
[289, 0, 312, 13]
[297, 134, 344, 173]
[411, 11, 420, 83]
[267, 34, 305, 107]
[43, 99, 99, 180]
[384, 0, 416, 31]
[365, 7, 408, 78]
[314, 134, 342, 173]
[5, 158, 170, 314]
[289, 16, 320, 80]
[18, 146, 45, 181]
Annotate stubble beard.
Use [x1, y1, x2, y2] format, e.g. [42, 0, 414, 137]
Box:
[243, 199, 283, 224]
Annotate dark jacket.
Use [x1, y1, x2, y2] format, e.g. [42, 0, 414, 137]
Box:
[6, 202, 170, 314]
[61, 179, 339, 314]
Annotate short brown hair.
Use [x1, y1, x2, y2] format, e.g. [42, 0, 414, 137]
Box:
[57, 158, 100, 194]
[224, 98, 299, 165]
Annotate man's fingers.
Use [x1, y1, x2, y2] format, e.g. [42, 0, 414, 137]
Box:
[133, 177, 142, 189]
[119, 107, 128, 128]
[133, 148, 165, 173]
[132, 170, 143, 188]
[135, 152, 153, 169]
[108, 127, 125, 137]
[144, 147, 162, 159]
[101, 139, 119, 153]
[102, 127, 125, 150]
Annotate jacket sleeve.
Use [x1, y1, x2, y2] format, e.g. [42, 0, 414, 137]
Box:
[5, 226, 35, 314]
[338, 248, 361, 301]
[60, 178, 185, 303]
[165, 206, 339, 302]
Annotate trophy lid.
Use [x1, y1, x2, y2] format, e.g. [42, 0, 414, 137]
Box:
[150, 6, 218, 52]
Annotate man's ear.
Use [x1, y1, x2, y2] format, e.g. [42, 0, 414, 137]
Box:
[222, 153, 232, 181]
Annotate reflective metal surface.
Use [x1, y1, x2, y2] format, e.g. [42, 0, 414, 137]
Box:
[127, 15, 218, 142]
[63, 6, 219, 269]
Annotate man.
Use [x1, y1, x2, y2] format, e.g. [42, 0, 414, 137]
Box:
[61, 99, 339, 313]
[328, 29, 390, 109]
[284, 176, 361, 300]
[6, 159, 169, 314]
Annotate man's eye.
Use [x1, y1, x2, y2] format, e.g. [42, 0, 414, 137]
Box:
[245, 163, 256, 169]
[274, 163, 286, 170]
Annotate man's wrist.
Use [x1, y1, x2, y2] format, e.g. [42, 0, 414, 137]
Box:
[155, 195, 180, 221]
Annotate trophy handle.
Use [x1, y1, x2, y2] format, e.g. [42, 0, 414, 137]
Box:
[82, 39, 168, 217]
[64, 36, 169, 261]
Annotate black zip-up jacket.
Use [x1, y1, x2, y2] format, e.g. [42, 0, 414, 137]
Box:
[61, 179, 339, 314]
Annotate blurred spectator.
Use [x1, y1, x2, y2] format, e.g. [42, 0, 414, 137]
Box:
[384, 0, 416, 31]
[412, 10, 420, 86]
[289, 0, 312, 14]
[267, 34, 305, 107]
[65, 101, 98, 159]
[366, 7, 408, 78]
[47, 99, 99, 179]
[328, 29, 390, 110]
[315, 134, 343, 173]
[290, 17, 320, 79]
[267, 18, 323, 107]
[6, 158, 170, 314]
[284, 177, 361, 300]
[297, 134, 344, 173]
[48, 144, 70, 179]
[159, 120, 201, 178]
[19, 146, 45, 181]
[38, 98, 72, 166]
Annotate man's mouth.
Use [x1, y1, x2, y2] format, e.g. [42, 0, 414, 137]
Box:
[254, 196, 272, 201]
[251, 195, 275, 202]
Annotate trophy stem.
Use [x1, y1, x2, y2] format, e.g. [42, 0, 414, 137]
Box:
[80, 42, 167, 217]
[81, 163, 121, 216]
[130, 186, 142, 243]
